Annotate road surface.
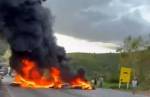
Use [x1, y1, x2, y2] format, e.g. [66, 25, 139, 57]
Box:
[2, 76, 149, 97]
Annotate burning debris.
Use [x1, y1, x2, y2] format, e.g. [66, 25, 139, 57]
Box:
[0, 0, 92, 89]
[14, 59, 64, 88]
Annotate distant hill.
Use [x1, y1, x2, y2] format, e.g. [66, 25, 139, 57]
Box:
[0, 39, 8, 62]
[67, 53, 120, 82]
[67, 50, 150, 89]
[0, 39, 8, 55]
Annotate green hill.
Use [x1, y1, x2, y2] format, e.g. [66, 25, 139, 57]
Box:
[67, 50, 150, 89]
[67, 53, 120, 82]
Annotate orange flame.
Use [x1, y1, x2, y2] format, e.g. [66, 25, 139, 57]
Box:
[13, 59, 92, 89]
[70, 76, 92, 90]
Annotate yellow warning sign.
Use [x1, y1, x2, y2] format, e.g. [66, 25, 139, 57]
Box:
[119, 67, 131, 83]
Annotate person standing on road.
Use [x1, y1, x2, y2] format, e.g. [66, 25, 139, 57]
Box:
[99, 75, 104, 88]
[91, 72, 99, 89]
[132, 77, 138, 94]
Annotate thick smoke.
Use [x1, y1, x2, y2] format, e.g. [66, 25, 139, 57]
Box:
[0, 0, 68, 75]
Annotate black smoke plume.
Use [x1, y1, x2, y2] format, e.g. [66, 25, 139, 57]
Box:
[0, 0, 69, 76]
[0, 0, 88, 84]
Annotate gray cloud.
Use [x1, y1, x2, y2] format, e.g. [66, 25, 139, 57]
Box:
[44, 0, 150, 43]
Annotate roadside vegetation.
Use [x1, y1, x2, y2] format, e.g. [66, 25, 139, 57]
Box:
[0, 39, 9, 62]
[68, 35, 150, 90]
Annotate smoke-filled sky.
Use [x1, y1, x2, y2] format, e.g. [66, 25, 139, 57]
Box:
[44, 0, 150, 53]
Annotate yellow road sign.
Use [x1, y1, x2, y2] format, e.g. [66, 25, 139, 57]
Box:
[119, 67, 131, 83]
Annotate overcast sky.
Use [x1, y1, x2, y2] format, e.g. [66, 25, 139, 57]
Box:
[44, 0, 150, 53]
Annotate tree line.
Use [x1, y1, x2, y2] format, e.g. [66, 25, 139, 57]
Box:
[117, 35, 150, 89]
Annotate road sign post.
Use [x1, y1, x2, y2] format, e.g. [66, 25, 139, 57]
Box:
[119, 67, 132, 89]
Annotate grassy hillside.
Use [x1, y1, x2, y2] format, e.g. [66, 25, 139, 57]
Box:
[67, 53, 120, 82]
[0, 39, 8, 55]
[138, 49, 150, 90]
[67, 51, 150, 90]
[0, 39, 8, 62]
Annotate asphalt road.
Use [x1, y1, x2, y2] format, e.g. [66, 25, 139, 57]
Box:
[0, 83, 5, 97]
[2, 76, 149, 97]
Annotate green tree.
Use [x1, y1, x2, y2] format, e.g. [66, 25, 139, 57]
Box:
[117, 36, 143, 77]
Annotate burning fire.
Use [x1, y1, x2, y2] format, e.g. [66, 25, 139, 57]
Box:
[70, 76, 93, 90]
[13, 59, 92, 89]
[14, 59, 64, 88]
